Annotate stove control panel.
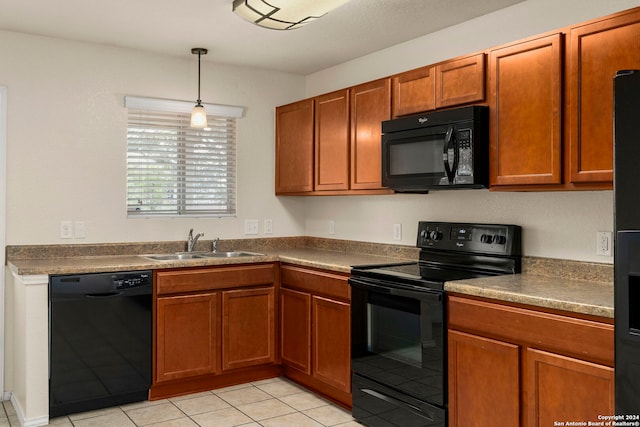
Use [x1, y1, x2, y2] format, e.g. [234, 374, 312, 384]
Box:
[417, 221, 521, 255]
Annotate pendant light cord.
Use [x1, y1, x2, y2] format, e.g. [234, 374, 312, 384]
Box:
[191, 48, 208, 106]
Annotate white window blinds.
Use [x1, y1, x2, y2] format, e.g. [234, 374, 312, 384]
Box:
[125, 96, 244, 217]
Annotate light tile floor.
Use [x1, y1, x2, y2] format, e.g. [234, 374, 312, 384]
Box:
[0, 377, 360, 427]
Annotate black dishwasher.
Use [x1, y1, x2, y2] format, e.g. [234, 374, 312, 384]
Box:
[49, 270, 152, 417]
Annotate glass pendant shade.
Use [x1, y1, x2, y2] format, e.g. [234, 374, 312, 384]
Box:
[191, 103, 208, 128]
[232, 0, 351, 30]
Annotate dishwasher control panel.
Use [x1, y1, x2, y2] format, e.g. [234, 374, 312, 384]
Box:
[113, 272, 152, 290]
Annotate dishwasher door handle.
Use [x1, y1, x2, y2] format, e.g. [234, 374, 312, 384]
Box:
[85, 292, 123, 298]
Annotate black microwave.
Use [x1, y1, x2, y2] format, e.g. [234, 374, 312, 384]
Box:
[382, 105, 489, 192]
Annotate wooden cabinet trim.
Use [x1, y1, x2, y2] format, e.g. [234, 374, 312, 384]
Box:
[156, 264, 275, 295]
[280, 264, 350, 301]
[435, 53, 486, 109]
[448, 295, 614, 365]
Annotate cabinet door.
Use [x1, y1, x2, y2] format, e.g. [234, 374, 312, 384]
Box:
[350, 79, 391, 190]
[435, 53, 486, 108]
[489, 34, 563, 186]
[448, 330, 520, 427]
[280, 288, 311, 374]
[312, 295, 351, 393]
[222, 287, 275, 371]
[568, 10, 640, 183]
[524, 348, 614, 426]
[156, 293, 218, 383]
[275, 99, 314, 194]
[315, 90, 350, 191]
[391, 66, 435, 117]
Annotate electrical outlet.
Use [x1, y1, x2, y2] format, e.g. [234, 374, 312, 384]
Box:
[596, 231, 612, 256]
[60, 221, 73, 239]
[329, 220, 335, 235]
[393, 224, 402, 241]
[264, 219, 273, 234]
[245, 219, 259, 235]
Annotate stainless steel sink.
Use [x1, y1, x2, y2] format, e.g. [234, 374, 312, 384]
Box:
[197, 251, 263, 258]
[141, 251, 263, 261]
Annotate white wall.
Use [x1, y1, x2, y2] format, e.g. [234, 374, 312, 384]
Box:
[302, 0, 640, 263]
[0, 31, 306, 245]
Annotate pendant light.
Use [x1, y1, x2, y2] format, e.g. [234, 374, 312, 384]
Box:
[232, 0, 351, 30]
[190, 48, 208, 128]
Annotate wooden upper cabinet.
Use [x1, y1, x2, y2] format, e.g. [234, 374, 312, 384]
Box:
[392, 66, 435, 117]
[391, 54, 485, 118]
[568, 8, 640, 184]
[275, 99, 314, 194]
[350, 79, 391, 190]
[315, 90, 350, 191]
[435, 53, 486, 109]
[489, 34, 563, 186]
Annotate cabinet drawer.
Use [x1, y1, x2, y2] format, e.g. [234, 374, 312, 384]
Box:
[281, 265, 350, 301]
[156, 264, 275, 295]
[448, 295, 613, 366]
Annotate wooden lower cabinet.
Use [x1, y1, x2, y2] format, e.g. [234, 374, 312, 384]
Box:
[222, 287, 275, 371]
[280, 265, 352, 407]
[151, 264, 278, 399]
[448, 294, 614, 426]
[312, 296, 351, 392]
[156, 293, 219, 383]
[448, 330, 520, 426]
[280, 288, 311, 374]
[524, 348, 614, 426]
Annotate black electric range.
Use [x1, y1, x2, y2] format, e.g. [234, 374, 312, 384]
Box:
[349, 221, 522, 427]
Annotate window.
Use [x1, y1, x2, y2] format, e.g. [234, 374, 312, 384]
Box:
[125, 96, 244, 217]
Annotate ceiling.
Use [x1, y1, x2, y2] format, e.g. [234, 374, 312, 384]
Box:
[0, 0, 525, 75]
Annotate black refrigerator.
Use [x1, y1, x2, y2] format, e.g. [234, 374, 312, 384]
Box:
[614, 69, 640, 413]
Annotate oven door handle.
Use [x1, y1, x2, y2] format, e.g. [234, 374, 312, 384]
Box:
[348, 278, 442, 303]
[360, 388, 436, 422]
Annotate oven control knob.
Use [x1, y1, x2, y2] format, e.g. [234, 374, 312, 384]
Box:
[429, 231, 443, 241]
[493, 235, 507, 245]
[420, 230, 429, 241]
[481, 234, 492, 244]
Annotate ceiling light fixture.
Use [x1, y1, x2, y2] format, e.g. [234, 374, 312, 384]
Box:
[232, 0, 351, 30]
[190, 48, 208, 128]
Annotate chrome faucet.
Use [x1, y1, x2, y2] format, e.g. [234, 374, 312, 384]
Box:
[212, 238, 220, 253]
[187, 229, 204, 252]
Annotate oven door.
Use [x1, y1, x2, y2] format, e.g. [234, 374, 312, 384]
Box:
[349, 277, 445, 408]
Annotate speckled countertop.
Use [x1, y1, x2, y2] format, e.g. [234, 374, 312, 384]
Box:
[445, 274, 613, 318]
[6, 237, 613, 318]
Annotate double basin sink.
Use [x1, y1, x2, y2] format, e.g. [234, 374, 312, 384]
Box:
[141, 251, 264, 262]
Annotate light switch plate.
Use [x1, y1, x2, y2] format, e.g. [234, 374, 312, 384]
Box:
[245, 219, 259, 235]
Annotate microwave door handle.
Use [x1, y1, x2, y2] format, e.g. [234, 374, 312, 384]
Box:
[443, 126, 457, 183]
